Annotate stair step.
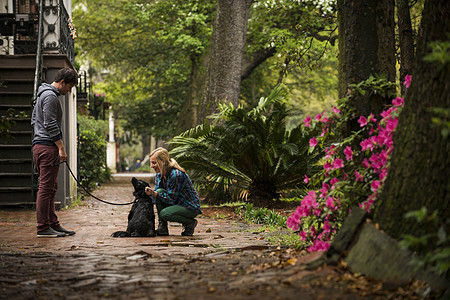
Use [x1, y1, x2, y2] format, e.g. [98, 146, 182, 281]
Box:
[0, 82, 34, 93]
[0, 188, 34, 205]
[0, 187, 31, 192]
[0, 145, 32, 159]
[0, 159, 32, 172]
[0, 94, 34, 106]
[0, 158, 32, 163]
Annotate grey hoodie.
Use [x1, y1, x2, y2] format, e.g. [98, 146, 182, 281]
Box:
[31, 83, 62, 146]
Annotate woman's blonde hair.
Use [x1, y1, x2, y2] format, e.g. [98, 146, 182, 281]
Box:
[150, 147, 185, 177]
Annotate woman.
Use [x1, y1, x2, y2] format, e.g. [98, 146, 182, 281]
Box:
[145, 147, 201, 236]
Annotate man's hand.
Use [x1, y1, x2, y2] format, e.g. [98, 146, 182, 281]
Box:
[54, 140, 67, 162]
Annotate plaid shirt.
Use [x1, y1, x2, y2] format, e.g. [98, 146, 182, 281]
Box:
[155, 169, 202, 214]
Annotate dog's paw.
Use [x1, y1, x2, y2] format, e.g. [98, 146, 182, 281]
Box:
[111, 231, 128, 238]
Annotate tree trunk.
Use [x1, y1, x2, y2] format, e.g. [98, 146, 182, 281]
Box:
[198, 0, 253, 122]
[175, 54, 208, 135]
[337, 0, 395, 117]
[374, 0, 450, 239]
[397, 0, 415, 96]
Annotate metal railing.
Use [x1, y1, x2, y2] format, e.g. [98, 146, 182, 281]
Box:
[0, 0, 75, 64]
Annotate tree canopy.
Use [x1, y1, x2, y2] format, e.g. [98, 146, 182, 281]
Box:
[73, 0, 338, 139]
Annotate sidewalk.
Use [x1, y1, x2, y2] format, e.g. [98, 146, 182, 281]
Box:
[0, 177, 427, 299]
[0, 178, 270, 257]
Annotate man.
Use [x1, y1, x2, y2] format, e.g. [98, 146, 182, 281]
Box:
[31, 68, 78, 238]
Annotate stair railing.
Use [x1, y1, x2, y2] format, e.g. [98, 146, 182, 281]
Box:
[31, 0, 45, 203]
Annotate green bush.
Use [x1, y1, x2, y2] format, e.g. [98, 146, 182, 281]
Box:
[235, 203, 287, 228]
[169, 85, 321, 207]
[78, 115, 111, 192]
[400, 207, 450, 277]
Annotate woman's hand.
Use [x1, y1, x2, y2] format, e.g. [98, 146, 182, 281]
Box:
[145, 187, 157, 197]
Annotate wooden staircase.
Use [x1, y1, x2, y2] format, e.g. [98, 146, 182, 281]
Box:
[0, 55, 45, 208]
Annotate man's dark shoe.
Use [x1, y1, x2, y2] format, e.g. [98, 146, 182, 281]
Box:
[52, 225, 75, 236]
[37, 228, 66, 238]
[155, 221, 169, 236]
[181, 219, 198, 236]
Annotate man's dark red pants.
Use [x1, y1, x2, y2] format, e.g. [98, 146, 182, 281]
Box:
[32, 144, 61, 233]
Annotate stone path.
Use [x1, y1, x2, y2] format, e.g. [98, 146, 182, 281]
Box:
[0, 177, 428, 299]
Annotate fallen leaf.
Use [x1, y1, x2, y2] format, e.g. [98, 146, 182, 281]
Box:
[286, 258, 297, 265]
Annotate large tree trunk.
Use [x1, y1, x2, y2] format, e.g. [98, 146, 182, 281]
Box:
[374, 0, 450, 239]
[175, 54, 208, 135]
[397, 0, 415, 96]
[337, 0, 395, 117]
[197, 0, 253, 122]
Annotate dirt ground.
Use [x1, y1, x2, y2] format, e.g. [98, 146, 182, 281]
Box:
[0, 177, 434, 299]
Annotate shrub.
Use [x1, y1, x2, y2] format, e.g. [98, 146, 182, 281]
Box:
[286, 76, 408, 252]
[169, 85, 321, 207]
[77, 114, 111, 191]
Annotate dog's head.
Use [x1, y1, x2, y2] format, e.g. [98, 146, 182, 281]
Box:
[131, 177, 151, 199]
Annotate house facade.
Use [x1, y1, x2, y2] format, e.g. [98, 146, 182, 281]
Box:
[0, 0, 78, 209]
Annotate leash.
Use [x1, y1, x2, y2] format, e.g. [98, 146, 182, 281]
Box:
[51, 156, 136, 206]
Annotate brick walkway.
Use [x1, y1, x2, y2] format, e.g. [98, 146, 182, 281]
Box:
[0, 177, 271, 256]
[0, 176, 426, 299]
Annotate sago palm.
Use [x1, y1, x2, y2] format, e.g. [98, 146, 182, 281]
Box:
[169, 85, 321, 207]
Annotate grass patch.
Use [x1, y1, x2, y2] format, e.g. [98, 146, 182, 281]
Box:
[62, 195, 87, 210]
[235, 204, 287, 228]
[266, 231, 305, 249]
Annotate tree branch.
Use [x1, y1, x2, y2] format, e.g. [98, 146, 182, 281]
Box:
[241, 47, 277, 81]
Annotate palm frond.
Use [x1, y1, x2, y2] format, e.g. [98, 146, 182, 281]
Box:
[169, 85, 320, 205]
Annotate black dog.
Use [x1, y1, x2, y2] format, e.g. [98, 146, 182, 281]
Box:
[111, 177, 156, 237]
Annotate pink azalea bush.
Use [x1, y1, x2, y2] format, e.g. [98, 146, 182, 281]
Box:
[287, 76, 409, 253]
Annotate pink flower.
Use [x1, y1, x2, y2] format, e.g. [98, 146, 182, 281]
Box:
[358, 116, 368, 127]
[326, 196, 335, 208]
[332, 158, 344, 170]
[286, 217, 299, 231]
[326, 145, 337, 155]
[368, 113, 377, 123]
[315, 113, 322, 121]
[344, 146, 353, 161]
[355, 170, 363, 182]
[332, 107, 341, 114]
[310, 225, 317, 237]
[322, 220, 331, 234]
[361, 139, 374, 152]
[303, 174, 309, 183]
[362, 159, 371, 169]
[307, 240, 330, 253]
[296, 206, 310, 218]
[303, 115, 312, 128]
[379, 167, 388, 180]
[371, 180, 381, 191]
[309, 137, 318, 147]
[323, 161, 333, 172]
[392, 97, 404, 107]
[386, 118, 398, 132]
[330, 177, 339, 187]
[299, 231, 308, 241]
[320, 183, 330, 197]
[404, 75, 412, 88]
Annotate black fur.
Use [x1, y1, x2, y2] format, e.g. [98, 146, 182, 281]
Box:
[111, 177, 156, 237]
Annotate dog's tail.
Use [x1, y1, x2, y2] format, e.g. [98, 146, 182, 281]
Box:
[111, 231, 129, 238]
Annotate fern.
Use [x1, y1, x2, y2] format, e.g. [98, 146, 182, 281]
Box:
[169, 85, 321, 206]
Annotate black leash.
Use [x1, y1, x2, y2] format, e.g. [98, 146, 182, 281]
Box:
[51, 156, 135, 206]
